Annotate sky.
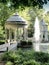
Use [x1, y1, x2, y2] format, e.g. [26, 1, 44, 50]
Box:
[43, 1, 49, 12]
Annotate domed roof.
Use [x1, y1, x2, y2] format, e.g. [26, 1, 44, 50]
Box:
[40, 19, 47, 26]
[6, 13, 27, 25]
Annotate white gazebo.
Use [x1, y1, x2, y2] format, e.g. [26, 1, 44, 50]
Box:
[5, 13, 27, 44]
[40, 19, 48, 42]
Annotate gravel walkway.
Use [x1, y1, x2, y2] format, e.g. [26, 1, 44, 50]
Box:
[0, 43, 17, 52]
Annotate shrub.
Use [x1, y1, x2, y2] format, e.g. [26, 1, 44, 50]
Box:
[44, 63, 49, 65]
[41, 63, 49, 65]
[23, 60, 40, 65]
[34, 52, 49, 63]
[2, 51, 17, 62]
[2, 51, 22, 64]
[2, 49, 49, 65]
[0, 40, 5, 45]
[5, 61, 13, 65]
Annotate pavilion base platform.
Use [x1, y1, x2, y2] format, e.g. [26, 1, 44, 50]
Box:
[33, 42, 49, 53]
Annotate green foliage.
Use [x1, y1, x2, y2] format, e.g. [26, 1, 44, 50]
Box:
[23, 60, 40, 65]
[44, 63, 49, 65]
[0, 3, 15, 27]
[27, 23, 34, 37]
[28, 6, 44, 20]
[0, 0, 48, 40]
[5, 61, 13, 65]
[0, 3, 15, 39]
[2, 49, 49, 65]
[2, 51, 20, 62]
[0, 25, 5, 40]
[0, 0, 49, 8]
[0, 0, 47, 40]
[33, 52, 49, 63]
[18, 6, 44, 38]
[0, 40, 5, 45]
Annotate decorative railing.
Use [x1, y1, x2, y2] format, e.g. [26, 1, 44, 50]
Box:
[0, 43, 17, 52]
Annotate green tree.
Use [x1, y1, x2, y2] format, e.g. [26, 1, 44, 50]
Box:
[27, 6, 44, 37]
[0, 24, 4, 38]
[0, 0, 49, 8]
[0, 3, 15, 39]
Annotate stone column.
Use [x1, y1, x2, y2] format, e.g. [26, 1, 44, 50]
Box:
[9, 29, 11, 41]
[23, 27, 25, 40]
[23, 27, 27, 40]
[25, 28, 28, 40]
[14, 30, 16, 42]
[9, 29, 11, 40]
[8, 29, 11, 45]
[45, 31, 48, 41]
[5, 29, 7, 39]
[5, 28, 7, 43]
[17, 27, 19, 41]
[19, 28, 21, 40]
[41, 31, 43, 42]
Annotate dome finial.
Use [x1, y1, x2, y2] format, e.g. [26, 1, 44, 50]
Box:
[13, 12, 19, 16]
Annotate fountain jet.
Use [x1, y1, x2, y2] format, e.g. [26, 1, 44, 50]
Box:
[34, 17, 40, 43]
